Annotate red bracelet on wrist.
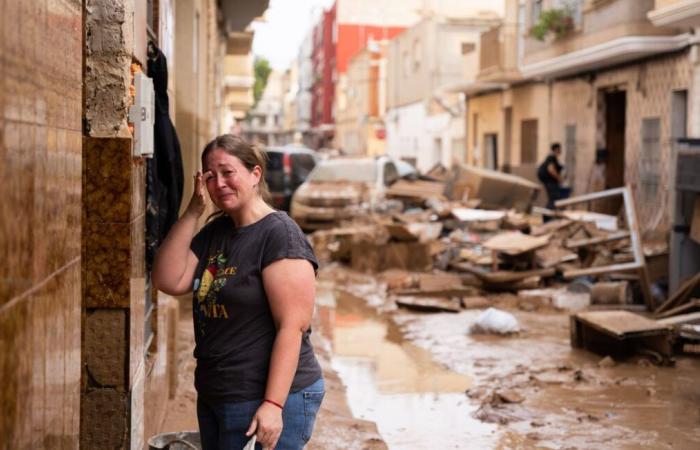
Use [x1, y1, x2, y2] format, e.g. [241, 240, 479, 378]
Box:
[264, 399, 284, 410]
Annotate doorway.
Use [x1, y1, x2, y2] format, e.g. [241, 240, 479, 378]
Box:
[603, 90, 626, 213]
[484, 133, 498, 170]
[520, 119, 538, 164]
[504, 107, 512, 172]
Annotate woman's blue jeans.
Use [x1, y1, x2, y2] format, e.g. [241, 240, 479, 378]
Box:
[197, 378, 325, 450]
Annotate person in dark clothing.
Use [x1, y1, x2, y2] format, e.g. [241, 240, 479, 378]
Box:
[537, 142, 564, 213]
[152, 135, 323, 450]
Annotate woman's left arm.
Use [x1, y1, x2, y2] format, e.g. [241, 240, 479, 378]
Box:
[246, 258, 316, 450]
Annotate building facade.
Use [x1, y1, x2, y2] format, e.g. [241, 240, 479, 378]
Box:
[242, 70, 290, 145]
[0, 1, 267, 448]
[462, 0, 699, 232]
[309, 0, 426, 149]
[385, 13, 501, 171]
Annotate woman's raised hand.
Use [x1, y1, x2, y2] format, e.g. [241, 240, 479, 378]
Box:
[184, 171, 208, 218]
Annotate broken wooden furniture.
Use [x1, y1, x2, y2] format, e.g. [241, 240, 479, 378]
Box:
[481, 231, 551, 272]
[654, 271, 700, 318]
[570, 311, 673, 364]
[555, 186, 655, 310]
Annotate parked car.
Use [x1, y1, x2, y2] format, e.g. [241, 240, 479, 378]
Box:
[263, 145, 319, 211]
[290, 156, 400, 230]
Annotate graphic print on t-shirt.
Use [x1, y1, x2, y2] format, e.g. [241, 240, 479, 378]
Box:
[193, 250, 237, 335]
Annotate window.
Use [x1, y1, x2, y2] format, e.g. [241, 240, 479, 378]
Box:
[383, 162, 399, 186]
[402, 50, 411, 77]
[640, 117, 661, 202]
[461, 42, 476, 55]
[531, 0, 543, 26]
[147, 0, 156, 36]
[565, 124, 576, 187]
[291, 154, 317, 187]
[412, 39, 422, 71]
[484, 134, 498, 170]
[520, 119, 538, 164]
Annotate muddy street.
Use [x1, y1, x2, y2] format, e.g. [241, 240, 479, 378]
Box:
[314, 266, 700, 450]
[158, 263, 700, 449]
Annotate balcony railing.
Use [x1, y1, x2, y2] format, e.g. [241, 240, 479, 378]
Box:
[476, 24, 522, 83]
[523, 0, 677, 66]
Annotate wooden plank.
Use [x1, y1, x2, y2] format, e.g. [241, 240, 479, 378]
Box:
[574, 311, 670, 338]
[451, 208, 506, 222]
[654, 271, 700, 315]
[395, 296, 461, 313]
[563, 262, 641, 279]
[392, 287, 476, 298]
[564, 231, 630, 249]
[655, 299, 700, 319]
[657, 311, 700, 326]
[555, 187, 627, 207]
[531, 218, 575, 236]
[450, 262, 555, 284]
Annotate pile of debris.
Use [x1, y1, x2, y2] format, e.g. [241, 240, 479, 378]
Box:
[309, 163, 700, 361]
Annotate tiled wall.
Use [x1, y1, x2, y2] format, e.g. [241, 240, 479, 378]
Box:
[0, 0, 83, 447]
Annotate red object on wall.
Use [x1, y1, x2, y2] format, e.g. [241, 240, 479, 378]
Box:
[310, 1, 406, 136]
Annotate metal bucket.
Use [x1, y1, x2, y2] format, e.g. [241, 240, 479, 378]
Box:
[147, 431, 201, 450]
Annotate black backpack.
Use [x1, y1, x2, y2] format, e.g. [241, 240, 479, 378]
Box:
[537, 158, 549, 183]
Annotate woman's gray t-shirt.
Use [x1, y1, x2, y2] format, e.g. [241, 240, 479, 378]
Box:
[190, 211, 322, 403]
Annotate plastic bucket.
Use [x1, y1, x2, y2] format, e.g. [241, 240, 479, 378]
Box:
[147, 431, 201, 450]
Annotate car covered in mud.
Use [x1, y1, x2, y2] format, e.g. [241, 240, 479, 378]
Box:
[290, 156, 400, 230]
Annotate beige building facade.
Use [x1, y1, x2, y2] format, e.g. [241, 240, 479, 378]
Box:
[463, 0, 697, 232]
[385, 14, 501, 171]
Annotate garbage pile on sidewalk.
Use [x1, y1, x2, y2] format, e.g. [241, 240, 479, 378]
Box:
[309, 163, 700, 361]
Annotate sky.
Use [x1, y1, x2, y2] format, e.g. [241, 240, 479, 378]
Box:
[251, 0, 336, 71]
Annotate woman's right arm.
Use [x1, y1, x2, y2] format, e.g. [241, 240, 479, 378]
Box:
[152, 172, 207, 295]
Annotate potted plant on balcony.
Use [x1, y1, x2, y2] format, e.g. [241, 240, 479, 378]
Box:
[530, 6, 575, 41]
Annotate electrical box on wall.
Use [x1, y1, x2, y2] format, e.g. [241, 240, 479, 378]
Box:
[129, 72, 155, 157]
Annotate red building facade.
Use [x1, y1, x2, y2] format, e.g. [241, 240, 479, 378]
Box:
[310, 1, 407, 148]
[311, 5, 336, 146]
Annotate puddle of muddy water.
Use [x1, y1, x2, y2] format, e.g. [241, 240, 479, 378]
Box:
[316, 284, 498, 449]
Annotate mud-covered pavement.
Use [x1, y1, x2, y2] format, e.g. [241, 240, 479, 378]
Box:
[158, 264, 700, 450]
[318, 265, 700, 450]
